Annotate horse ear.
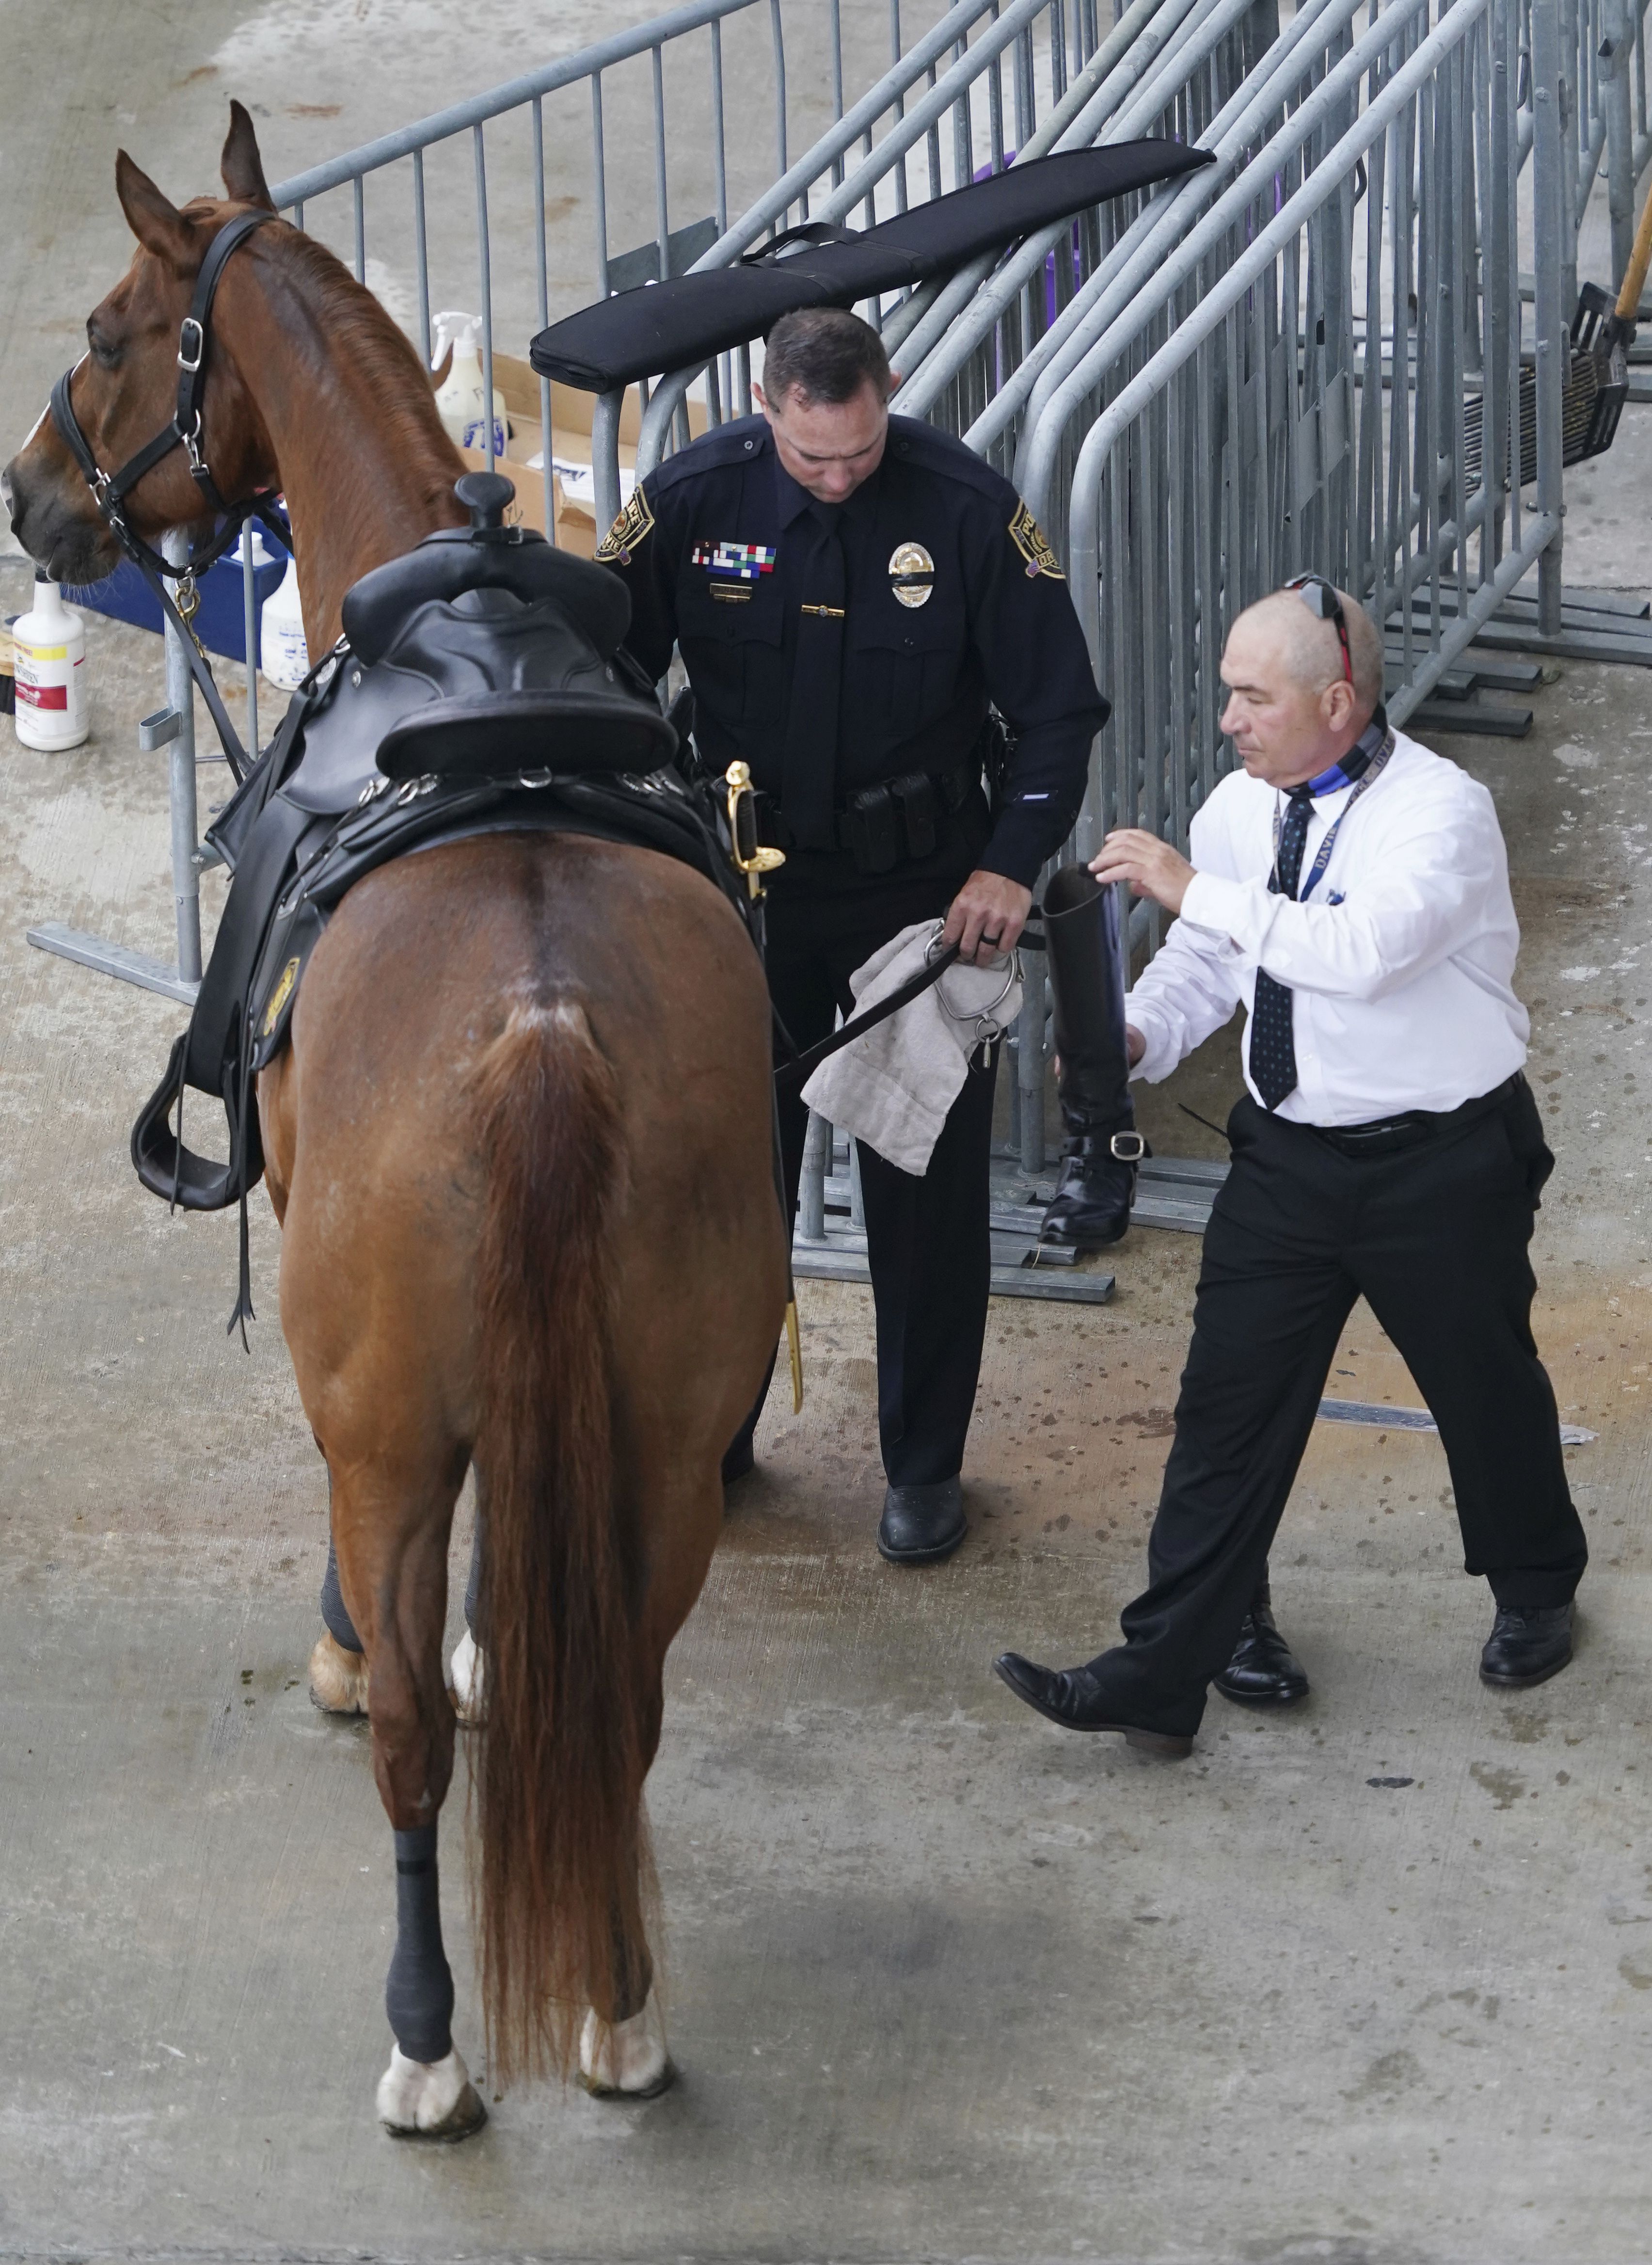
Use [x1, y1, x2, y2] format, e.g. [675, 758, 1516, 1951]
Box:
[115, 150, 198, 271]
[221, 100, 276, 211]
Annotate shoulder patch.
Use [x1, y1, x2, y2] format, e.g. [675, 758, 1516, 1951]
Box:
[596, 484, 655, 565]
[1008, 500, 1064, 580]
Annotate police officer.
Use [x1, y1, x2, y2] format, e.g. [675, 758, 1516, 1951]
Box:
[600, 306, 1109, 1564]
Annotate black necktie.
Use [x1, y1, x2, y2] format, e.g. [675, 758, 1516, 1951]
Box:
[780, 502, 846, 851]
[1249, 785, 1316, 1110]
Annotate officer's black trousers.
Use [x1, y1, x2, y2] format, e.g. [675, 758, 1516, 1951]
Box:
[735, 870, 999, 1488]
[1082, 1080, 1588, 1735]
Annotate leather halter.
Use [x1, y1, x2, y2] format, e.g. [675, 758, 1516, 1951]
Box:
[48, 208, 290, 781]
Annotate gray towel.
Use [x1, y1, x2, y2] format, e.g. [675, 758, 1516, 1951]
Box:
[801, 919, 1023, 1175]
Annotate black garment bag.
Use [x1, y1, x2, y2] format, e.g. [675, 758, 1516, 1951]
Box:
[529, 143, 1214, 391]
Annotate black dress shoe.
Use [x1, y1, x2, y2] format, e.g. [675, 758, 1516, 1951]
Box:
[1038, 1132, 1143, 1250]
[1214, 1584, 1309, 1706]
[991, 1653, 1195, 1756]
[1479, 1601, 1574, 1689]
[878, 1477, 966, 1564]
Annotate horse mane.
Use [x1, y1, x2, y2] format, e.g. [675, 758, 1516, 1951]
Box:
[208, 203, 464, 512]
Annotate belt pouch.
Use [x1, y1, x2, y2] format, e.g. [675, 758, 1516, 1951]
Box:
[890, 770, 938, 860]
[845, 782, 900, 875]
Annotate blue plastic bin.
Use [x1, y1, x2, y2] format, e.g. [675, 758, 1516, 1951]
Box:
[65, 541, 289, 666]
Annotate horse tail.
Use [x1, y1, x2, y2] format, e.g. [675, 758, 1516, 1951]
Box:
[470, 995, 648, 2084]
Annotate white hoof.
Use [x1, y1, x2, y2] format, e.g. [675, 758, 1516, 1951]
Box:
[376, 2042, 487, 2139]
[578, 1989, 674, 2099]
[309, 1628, 369, 1716]
[448, 1629, 485, 1724]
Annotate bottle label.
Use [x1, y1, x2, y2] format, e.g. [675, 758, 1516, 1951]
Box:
[17, 681, 68, 710]
[462, 415, 508, 457]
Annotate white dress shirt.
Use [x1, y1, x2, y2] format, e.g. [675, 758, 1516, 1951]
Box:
[1125, 726, 1528, 1125]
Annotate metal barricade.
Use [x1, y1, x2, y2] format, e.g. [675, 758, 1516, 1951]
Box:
[1046, 0, 1567, 871]
[23, 0, 1591, 1248]
[32, 0, 1077, 1004]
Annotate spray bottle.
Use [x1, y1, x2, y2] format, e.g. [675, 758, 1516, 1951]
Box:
[432, 311, 507, 458]
[11, 572, 88, 750]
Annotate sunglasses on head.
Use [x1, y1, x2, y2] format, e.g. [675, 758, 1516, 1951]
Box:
[1284, 572, 1353, 686]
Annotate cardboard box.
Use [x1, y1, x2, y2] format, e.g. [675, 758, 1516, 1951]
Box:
[464, 352, 709, 554]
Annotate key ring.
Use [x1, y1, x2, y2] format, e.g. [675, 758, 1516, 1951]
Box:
[927, 930, 1021, 1029]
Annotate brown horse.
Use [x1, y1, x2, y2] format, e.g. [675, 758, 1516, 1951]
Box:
[2, 105, 787, 2133]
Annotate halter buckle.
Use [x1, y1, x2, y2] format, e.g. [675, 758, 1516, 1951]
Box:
[174, 574, 201, 624]
[177, 318, 205, 374]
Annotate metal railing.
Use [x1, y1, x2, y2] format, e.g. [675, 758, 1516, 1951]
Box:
[1063, 0, 1566, 875]
[619, 0, 1163, 526]
[22, 0, 1611, 1224]
[32, 0, 1076, 1005]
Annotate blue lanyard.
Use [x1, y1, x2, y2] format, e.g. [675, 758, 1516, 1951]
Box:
[1271, 733, 1394, 903]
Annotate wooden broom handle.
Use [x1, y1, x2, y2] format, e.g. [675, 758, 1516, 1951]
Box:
[1616, 176, 1652, 321]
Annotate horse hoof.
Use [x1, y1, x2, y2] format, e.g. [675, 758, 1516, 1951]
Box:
[377, 2044, 487, 2140]
[448, 1629, 485, 1725]
[578, 1991, 675, 2099]
[309, 1629, 369, 1716]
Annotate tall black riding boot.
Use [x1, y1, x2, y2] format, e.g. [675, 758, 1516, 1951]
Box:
[1038, 863, 1144, 1249]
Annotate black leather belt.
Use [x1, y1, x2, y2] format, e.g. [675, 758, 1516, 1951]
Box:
[1308, 1073, 1522, 1158]
[756, 760, 977, 873]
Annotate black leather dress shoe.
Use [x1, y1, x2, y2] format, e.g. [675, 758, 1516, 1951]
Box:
[991, 1653, 1194, 1756]
[1038, 1133, 1142, 1250]
[1479, 1601, 1574, 1688]
[878, 1477, 966, 1564]
[1214, 1584, 1309, 1706]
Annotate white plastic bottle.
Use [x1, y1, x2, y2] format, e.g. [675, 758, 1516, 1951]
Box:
[260, 553, 311, 692]
[432, 310, 507, 458]
[12, 573, 89, 750]
[232, 525, 278, 576]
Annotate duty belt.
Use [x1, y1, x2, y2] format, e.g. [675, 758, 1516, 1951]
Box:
[756, 759, 978, 874]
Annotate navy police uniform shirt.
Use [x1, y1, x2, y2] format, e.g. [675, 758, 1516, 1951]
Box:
[597, 413, 1109, 889]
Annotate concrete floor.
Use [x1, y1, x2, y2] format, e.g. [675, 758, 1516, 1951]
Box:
[6, 9, 1652, 2264]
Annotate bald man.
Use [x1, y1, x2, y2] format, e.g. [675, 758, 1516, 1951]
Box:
[995, 577, 1587, 1758]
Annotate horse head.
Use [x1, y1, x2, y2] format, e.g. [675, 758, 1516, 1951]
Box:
[2, 102, 280, 585]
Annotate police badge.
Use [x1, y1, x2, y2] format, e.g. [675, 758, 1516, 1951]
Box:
[889, 541, 936, 608]
[1008, 501, 1064, 580]
[596, 484, 655, 565]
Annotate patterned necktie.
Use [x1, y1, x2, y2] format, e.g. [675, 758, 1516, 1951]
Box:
[779, 501, 846, 851]
[1249, 785, 1317, 1110]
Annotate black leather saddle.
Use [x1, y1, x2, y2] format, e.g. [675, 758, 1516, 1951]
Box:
[130, 474, 746, 1335]
[342, 473, 675, 782]
[262, 470, 675, 818]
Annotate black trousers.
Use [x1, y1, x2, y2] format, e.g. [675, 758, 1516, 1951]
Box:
[1084, 1078, 1588, 1736]
[732, 862, 1000, 1487]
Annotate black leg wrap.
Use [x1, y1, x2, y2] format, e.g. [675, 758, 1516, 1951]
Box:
[320, 1535, 364, 1655]
[386, 1824, 455, 2064]
[1038, 864, 1144, 1251]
